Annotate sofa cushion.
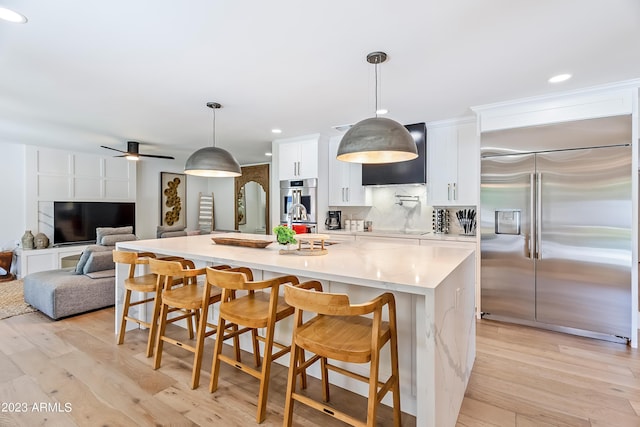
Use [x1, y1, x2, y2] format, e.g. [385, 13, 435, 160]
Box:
[100, 233, 137, 246]
[160, 230, 187, 238]
[83, 251, 115, 274]
[85, 269, 116, 279]
[156, 225, 186, 238]
[96, 226, 134, 244]
[74, 245, 112, 274]
[24, 268, 115, 320]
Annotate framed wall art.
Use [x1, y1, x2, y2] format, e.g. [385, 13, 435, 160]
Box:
[160, 172, 186, 227]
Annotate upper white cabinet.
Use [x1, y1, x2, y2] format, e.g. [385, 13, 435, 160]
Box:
[427, 120, 479, 206]
[327, 136, 370, 206]
[277, 137, 319, 180]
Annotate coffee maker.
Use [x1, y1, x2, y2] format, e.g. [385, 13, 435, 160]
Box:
[325, 210, 342, 230]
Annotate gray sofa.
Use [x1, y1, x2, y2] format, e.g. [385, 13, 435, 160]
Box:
[23, 227, 137, 320]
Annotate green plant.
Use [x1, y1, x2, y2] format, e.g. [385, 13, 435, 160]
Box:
[273, 225, 297, 245]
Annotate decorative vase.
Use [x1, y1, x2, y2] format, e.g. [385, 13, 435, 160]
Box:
[21, 230, 34, 250]
[34, 233, 50, 249]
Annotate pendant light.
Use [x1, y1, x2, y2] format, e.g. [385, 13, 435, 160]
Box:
[184, 102, 242, 177]
[337, 52, 418, 164]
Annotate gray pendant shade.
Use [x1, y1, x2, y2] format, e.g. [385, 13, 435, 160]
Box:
[336, 117, 418, 163]
[336, 51, 418, 164]
[184, 101, 242, 178]
[184, 146, 241, 177]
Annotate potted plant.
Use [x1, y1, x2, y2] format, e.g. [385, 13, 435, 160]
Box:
[273, 225, 297, 249]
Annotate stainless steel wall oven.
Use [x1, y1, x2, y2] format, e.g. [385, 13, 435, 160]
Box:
[280, 178, 317, 225]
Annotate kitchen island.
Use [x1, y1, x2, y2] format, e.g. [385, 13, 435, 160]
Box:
[115, 233, 476, 427]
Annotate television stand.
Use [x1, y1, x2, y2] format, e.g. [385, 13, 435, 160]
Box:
[15, 245, 89, 278]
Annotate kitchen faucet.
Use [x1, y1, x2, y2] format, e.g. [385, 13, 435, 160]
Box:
[287, 203, 308, 228]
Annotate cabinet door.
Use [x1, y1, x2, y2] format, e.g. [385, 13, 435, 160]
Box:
[278, 141, 302, 180]
[277, 138, 318, 180]
[328, 137, 369, 206]
[454, 122, 479, 206]
[428, 126, 457, 205]
[328, 138, 349, 205]
[297, 139, 318, 179]
[428, 122, 479, 206]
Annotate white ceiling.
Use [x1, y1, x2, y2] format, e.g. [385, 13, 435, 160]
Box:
[1, 0, 639, 165]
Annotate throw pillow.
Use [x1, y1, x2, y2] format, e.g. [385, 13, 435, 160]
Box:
[101, 233, 137, 246]
[83, 251, 115, 274]
[74, 245, 111, 275]
[96, 226, 134, 244]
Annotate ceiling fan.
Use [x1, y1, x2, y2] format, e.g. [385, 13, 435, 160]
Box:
[101, 141, 175, 160]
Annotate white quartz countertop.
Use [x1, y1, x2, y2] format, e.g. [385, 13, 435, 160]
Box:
[117, 233, 474, 296]
[323, 229, 477, 242]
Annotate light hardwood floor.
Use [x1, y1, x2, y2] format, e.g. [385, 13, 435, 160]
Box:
[0, 307, 638, 426]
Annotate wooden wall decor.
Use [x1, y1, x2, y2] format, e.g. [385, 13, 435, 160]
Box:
[234, 164, 270, 233]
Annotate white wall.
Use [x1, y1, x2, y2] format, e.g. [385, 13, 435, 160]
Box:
[0, 142, 26, 251]
[1, 143, 213, 246]
[135, 154, 210, 239]
[206, 177, 235, 231]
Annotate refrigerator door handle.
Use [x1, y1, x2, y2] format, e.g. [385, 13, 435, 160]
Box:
[529, 173, 535, 259]
[536, 172, 542, 260]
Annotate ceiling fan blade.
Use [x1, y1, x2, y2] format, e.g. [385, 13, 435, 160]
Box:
[101, 145, 126, 154]
[139, 153, 175, 160]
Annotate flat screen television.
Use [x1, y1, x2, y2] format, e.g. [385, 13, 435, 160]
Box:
[53, 201, 135, 245]
[361, 122, 427, 185]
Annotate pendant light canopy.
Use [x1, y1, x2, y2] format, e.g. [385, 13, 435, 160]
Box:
[184, 102, 242, 177]
[336, 52, 418, 164]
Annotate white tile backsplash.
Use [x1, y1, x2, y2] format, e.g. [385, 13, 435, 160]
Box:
[331, 185, 476, 234]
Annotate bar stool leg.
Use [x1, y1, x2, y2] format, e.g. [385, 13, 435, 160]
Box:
[191, 300, 210, 389]
[366, 345, 381, 427]
[390, 313, 402, 426]
[321, 356, 330, 402]
[283, 340, 300, 427]
[153, 301, 170, 369]
[117, 289, 133, 345]
[256, 319, 276, 423]
[146, 291, 163, 358]
[209, 315, 227, 393]
[251, 327, 261, 367]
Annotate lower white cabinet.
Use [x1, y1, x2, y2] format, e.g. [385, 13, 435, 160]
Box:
[16, 245, 87, 278]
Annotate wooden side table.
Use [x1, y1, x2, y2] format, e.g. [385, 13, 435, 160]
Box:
[0, 251, 15, 282]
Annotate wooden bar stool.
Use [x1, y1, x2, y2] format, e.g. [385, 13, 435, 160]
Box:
[114, 250, 192, 357]
[206, 266, 301, 424]
[283, 284, 401, 427]
[149, 258, 233, 389]
[114, 250, 174, 357]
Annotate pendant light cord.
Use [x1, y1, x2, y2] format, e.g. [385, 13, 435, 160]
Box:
[212, 107, 216, 148]
[374, 61, 379, 118]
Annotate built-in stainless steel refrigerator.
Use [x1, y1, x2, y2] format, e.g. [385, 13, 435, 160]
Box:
[480, 115, 633, 341]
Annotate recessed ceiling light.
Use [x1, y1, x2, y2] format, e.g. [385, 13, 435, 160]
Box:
[265, 152, 272, 157]
[0, 7, 28, 23]
[548, 73, 572, 83]
[271, 129, 282, 134]
[376, 108, 388, 115]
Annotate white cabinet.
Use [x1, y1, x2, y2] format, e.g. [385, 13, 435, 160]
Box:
[427, 120, 479, 206]
[16, 245, 88, 278]
[327, 136, 370, 206]
[277, 138, 319, 180]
